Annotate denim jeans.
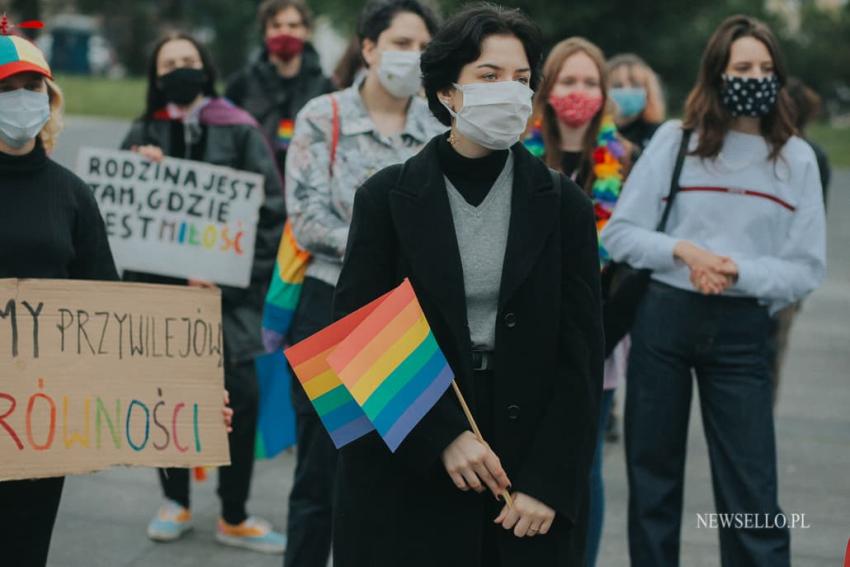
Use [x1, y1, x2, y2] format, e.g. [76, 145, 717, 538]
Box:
[586, 388, 615, 566]
[625, 282, 789, 567]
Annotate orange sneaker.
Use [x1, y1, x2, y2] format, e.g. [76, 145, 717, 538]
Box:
[215, 516, 286, 554]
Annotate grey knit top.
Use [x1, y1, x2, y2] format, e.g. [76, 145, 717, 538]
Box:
[444, 152, 514, 350]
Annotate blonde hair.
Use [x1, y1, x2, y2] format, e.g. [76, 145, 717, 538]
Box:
[39, 78, 65, 153]
[606, 53, 666, 124]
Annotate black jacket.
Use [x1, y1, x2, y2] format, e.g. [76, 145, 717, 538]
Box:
[332, 136, 604, 567]
[225, 44, 334, 168]
[120, 113, 285, 363]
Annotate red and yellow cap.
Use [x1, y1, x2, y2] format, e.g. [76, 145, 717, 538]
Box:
[0, 16, 52, 81]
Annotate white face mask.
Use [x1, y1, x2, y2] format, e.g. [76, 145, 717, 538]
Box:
[378, 50, 422, 99]
[441, 81, 533, 150]
[0, 89, 51, 149]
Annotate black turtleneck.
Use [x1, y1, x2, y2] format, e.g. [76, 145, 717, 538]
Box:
[560, 150, 586, 186]
[0, 140, 118, 281]
[436, 133, 508, 206]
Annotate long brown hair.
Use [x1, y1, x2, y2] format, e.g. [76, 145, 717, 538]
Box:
[532, 37, 611, 191]
[683, 15, 795, 161]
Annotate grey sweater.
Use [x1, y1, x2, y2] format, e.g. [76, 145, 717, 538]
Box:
[444, 152, 514, 350]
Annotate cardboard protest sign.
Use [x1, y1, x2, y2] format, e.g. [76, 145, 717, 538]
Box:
[0, 279, 230, 482]
[76, 147, 264, 288]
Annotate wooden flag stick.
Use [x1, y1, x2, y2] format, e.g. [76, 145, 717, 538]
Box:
[450, 380, 514, 509]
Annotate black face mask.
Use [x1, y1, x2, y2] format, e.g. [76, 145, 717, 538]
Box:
[721, 74, 780, 118]
[159, 67, 207, 106]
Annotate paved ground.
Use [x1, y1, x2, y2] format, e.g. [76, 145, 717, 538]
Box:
[45, 117, 849, 566]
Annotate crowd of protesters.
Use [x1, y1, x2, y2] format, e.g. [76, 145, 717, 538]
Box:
[0, 0, 829, 566]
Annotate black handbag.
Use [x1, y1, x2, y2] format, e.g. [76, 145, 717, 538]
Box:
[600, 128, 693, 357]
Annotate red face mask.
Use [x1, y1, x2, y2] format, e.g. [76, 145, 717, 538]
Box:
[548, 91, 603, 128]
[265, 34, 305, 62]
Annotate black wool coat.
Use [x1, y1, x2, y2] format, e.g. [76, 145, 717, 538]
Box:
[331, 136, 604, 567]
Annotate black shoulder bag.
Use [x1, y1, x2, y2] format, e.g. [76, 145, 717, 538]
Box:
[599, 128, 692, 357]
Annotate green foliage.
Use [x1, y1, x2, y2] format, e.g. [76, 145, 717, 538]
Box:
[56, 73, 147, 119]
[37, 0, 848, 119]
[809, 123, 850, 168]
[784, 3, 850, 101]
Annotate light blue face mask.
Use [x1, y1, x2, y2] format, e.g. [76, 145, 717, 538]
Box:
[610, 87, 647, 119]
[0, 89, 51, 149]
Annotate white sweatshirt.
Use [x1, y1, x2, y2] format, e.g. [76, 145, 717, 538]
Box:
[601, 120, 827, 314]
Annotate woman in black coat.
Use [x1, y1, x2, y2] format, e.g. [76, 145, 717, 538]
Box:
[331, 5, 604, 566]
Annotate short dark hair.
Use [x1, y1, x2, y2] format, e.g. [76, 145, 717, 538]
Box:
[143, 32, 218, 120]
[357, 0, 440, 45]
[258, 0, 313, 34]
[421, 3, 543, 126]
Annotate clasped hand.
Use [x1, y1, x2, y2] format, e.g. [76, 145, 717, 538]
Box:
[442, 431, 555, 537]
[674, 241, 738, 295]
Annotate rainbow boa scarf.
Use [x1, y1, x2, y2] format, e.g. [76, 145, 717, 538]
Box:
[524, 116, 625, 267]
[592, 117, 626, 266]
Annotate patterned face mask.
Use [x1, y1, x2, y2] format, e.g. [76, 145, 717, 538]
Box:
[548, 91, 603, 128]
[721, 74, 780, 117]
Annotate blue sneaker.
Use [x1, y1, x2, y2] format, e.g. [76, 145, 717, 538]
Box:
[215, 516, 286, 554]
[147, 500, 193, 542]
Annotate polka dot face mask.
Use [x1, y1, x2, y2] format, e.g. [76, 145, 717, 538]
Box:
[721, 74, 780, 117]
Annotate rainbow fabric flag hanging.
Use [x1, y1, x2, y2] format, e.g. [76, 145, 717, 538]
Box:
[285, 279, 455, 452]
[254, 351, 297, 459]
[261, 221, 311, 352]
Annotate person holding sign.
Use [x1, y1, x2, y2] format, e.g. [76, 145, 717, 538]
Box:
[332, 4, 603, 566]
[281, 1, 444, 566]
[0, 28, 119, 567]
[120, 33, 287, 554]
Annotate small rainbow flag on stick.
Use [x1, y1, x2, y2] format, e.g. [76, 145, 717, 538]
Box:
[284, 297, 379, 448]
[285, 279, 454, 452]
[327, 279, 454, 451]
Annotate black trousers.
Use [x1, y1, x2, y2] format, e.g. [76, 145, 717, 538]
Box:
[626, 282, 790, 567]
[0, 476, 64, 567]
[159, 358, 259, 525]
[284, 277, 338, 567]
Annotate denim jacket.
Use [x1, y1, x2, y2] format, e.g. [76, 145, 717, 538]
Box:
[285, 79, 446, 286]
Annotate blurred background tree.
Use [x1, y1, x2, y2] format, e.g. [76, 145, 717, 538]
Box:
[1, 0, 848, 118]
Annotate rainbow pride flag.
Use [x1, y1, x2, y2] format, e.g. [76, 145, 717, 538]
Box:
[285, 279, 455, 452]
[284, 294, 383, 448]
[276, 118, 295, 151]
[262, 221, 311, 352]
[254, 351, 297, 459]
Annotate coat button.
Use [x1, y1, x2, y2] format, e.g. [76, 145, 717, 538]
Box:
[504, 312, 517, 328]
[507, 404, 520, 421]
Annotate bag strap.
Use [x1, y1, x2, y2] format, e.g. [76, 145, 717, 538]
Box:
[329, 94, 340, 177]
[655, 128, 693, 233]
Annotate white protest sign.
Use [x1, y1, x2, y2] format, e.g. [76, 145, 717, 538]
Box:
[76, 148, 264, 288]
